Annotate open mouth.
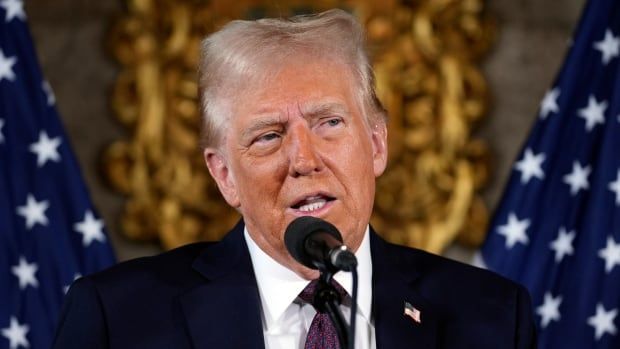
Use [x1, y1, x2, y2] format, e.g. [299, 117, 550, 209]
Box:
[291, 194, 336, 213]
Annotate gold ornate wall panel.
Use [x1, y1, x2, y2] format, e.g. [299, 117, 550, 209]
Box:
[104, 0, 495, 253]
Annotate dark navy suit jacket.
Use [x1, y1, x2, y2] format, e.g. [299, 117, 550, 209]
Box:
[53, 221, 536, 348]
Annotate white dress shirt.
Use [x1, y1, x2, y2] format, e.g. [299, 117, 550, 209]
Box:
[244, 227, 376, 349]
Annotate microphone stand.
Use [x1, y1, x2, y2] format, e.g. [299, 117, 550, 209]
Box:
[313, 261, 358, 349]
[313, 271, 349, 349]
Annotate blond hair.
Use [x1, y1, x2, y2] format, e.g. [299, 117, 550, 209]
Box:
[198, 9, 386, 148]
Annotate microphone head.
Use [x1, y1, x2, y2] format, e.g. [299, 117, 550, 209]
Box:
[284, 216, 342, 269]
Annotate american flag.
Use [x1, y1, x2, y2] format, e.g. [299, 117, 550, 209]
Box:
[403, 301, 421, 324]
[0, 1, 116, 348]
[478, 0, 620, 347]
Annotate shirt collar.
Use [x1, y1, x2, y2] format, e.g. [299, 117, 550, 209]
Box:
[244, 225, 373, 328]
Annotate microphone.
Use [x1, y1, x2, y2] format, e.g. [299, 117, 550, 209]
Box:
[284, 216, 358, 272]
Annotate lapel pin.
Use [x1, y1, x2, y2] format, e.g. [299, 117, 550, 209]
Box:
[404, 301, 421, 323]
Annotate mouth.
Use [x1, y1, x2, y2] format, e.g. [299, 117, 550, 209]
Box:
[290, 193, 336, 214]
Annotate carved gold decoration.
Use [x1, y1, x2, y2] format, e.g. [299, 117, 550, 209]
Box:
[104, 0, 495, 253]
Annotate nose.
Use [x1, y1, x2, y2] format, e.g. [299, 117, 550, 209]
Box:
[288, 124, 324, 177]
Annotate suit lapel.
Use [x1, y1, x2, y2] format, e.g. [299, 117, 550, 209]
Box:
[179, 221, 265, 349]
[370, 231, 439, 349]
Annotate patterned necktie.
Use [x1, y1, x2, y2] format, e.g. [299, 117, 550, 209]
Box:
[298, 279, 349, 349]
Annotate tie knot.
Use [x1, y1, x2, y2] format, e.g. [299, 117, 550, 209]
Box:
[299, 279, 348, 307]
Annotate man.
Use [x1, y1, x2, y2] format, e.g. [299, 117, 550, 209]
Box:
[53, 9, 536, 349]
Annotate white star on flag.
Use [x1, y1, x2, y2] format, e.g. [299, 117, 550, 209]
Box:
[536, 292, 562, 328]
[16, 193, 49, 229]
[0, 48, 17, 82]
[11, 256, 38, 289]
[598, 236, 620, 273]
[0, 118, 4, 143]
[587, 303, 618, 341]
[1, 316, 29, 349]
[0, 0, 25, 23]
[549, 227, 575, 263]
[609, 169, 620, 206]
[42, 80, 55, 106]
[497, 212, 530, 248]
[577, 95, 607, 132]
[539, 87, 560, 119]
[563, 161, 591, 195]
[593, 29, 620, 65]
[514, 148, 545, 184]
[29, 130, 62, 167]
[74, 210, 106, 246]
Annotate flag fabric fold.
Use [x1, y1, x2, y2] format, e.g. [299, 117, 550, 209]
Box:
[0, 2, 116, 348]
[479, 0, 619, 347]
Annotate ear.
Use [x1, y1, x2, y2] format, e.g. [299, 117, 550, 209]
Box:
[204, 148, 241, 208]
[371, 121, 388, 177]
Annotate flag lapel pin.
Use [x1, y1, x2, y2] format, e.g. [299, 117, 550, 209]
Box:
[404, 301, 421, 323]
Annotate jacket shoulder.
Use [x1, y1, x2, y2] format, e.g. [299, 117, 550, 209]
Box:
[381, 242, 536, 348]
[386, 242, 524, 296]
[56, 242, 215, 349]
[86, 241, 213, 292]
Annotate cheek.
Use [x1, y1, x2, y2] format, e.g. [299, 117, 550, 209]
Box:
[234, 153, 289, 200]
[343, 136, 376, 174]
[330, 138, 376, 197]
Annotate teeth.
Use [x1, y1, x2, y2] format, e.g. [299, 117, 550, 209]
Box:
[298, 199, 327, 212]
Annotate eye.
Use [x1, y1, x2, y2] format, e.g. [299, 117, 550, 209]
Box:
[315, 116, 345, 137]
[321, 117, 344, 128]
[326, 118, 342, 127]
[255, 132, 280, 144]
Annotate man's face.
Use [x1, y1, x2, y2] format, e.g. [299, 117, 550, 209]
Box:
[204, 58, 388, 279]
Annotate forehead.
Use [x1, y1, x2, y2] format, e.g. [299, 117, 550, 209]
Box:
[233, 59, 361, 121]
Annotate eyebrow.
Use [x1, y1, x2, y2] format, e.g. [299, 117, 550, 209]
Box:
[299, 102, 350, 120]
[240, 102, 351, 141]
